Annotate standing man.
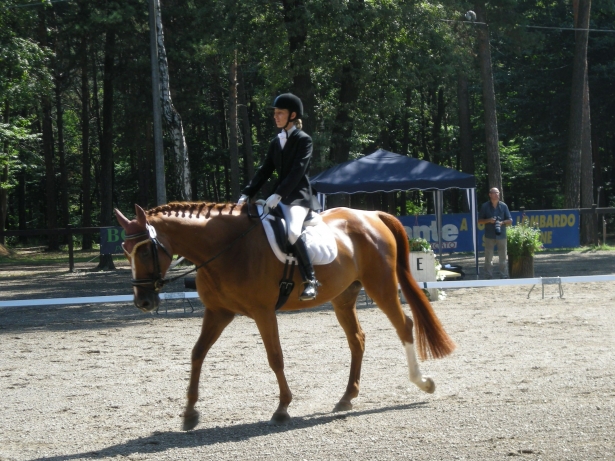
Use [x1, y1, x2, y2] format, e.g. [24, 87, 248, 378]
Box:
[478, 187, 513, 279]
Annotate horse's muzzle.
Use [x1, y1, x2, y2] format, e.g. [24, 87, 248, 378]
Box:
[134, 291, 160, 312]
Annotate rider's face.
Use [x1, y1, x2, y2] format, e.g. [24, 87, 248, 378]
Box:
[273, 108, 295, 129]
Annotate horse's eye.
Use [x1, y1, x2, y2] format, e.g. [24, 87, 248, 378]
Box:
[137, 247, 153, 263]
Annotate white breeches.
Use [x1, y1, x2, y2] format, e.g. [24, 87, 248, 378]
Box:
[279, 203, 309, 245]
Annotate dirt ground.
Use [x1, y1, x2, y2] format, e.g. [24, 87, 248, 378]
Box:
[0, 250, 614, 460]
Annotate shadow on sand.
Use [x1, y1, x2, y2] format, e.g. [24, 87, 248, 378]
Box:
[27, 402, 428, 461]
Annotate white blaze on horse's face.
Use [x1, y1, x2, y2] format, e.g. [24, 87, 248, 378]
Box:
[404, 342, 436, 394]
[123, 239, 151, 288]
[122, 238, 162, 312]
[130, 257, 138, 297]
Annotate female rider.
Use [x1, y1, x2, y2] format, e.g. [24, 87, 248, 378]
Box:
[238, 93, 321, 301]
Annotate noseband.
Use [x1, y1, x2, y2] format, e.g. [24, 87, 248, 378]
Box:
[123, 224, 172, 292]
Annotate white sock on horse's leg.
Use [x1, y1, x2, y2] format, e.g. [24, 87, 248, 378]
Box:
[403, 342, 435, 393]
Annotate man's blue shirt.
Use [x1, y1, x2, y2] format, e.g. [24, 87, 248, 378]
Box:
[479, 201, 512, 239]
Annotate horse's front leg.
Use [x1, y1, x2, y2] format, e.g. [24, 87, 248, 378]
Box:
[183, 307, 235, 431]
[253, 308, 292, 425]
[331, 283, 365, 411]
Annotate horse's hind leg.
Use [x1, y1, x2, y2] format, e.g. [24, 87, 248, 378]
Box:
[331, 281, 365, 412]
[183, 307, 235, 431]
[363, 279, 435, 394]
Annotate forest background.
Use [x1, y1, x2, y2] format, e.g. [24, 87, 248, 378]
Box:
[1, 0, 614, 253]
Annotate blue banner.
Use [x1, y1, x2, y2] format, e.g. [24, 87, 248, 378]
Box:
[100, 227, 126, 254]
[398, 209, 579, 253]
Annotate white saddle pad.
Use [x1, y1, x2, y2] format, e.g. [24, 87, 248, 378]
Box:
[256, 205, 338, 265]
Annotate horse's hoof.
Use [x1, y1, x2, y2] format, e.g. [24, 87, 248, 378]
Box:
[420, 377, 436, 394]
[269, 410, 291, 425]
[333, 401, 353, 412]
[182, 410, 200, 431]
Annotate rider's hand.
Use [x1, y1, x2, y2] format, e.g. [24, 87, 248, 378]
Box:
[265, 194, 282, 210]
[237, 194, 249, 205]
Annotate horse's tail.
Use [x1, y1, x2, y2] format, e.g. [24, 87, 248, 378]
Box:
[377, 212, 456, 360]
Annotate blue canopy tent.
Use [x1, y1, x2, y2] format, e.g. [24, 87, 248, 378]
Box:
[310, 149, 479, 275]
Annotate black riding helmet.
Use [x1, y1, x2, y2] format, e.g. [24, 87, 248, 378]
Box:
[272, 93, 303, 120]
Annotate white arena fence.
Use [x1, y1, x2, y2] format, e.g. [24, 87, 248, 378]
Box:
[2, 275, 615, 309]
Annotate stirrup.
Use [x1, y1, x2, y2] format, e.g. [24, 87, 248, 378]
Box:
[299, 280, 319, 301]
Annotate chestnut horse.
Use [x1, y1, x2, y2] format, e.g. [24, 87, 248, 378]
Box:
[115, 202, 455, 430]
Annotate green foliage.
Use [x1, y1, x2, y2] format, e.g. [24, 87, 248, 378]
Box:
[507, 222, 543, 257]
[405, 199, 426, 216]
[1, 0, 615, 242]
[408, 237, 432, 253]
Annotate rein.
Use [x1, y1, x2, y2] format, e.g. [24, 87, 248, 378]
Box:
[124, 204, 269, 292]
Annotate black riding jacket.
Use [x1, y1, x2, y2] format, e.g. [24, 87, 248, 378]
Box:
[242, 129, 320, 211]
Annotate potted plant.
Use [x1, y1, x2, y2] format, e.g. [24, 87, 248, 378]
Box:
[506, 221, 543, 278]
[408, 236, 432, 253]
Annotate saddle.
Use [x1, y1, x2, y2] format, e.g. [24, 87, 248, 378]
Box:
[256, 204, 337, 266]
[256, 203, 337, 310]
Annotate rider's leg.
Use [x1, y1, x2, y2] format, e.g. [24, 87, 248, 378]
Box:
[292, 235, 319, 300]
[279, 203, 318, 301]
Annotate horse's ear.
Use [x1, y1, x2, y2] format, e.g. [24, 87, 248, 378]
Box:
[135, 205, 148, 226]
[114, 208, 131, 230]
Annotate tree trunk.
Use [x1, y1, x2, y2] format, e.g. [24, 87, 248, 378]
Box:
[224, 158, 230, 202]
[328, 62, 359, 209]
[153, 0, 191, 201]
[580, 71, 595, 244]
[228, 53, 240, 200]
[42, 96, 58, 250]
[237, 65, 254, 179]
[573, 0, 595, 244]
[18, 164, 26, 244]
[565, 0, 591, 209]
[402, 89, 412, 157]
[329, 63, 358, 167]
[432, 86, 445, 160]
[592, 131, 603, 208]
[281, 0, 318, 138]
[148, 0, 166, 205]
[0, 101, 9, 245]
[56, 79, 69, 231]
[139, 122, 153, 207]
[97, 29, 116, 271]
[474, 1, 503, 199]
[215, 74, 228, 150]
[458, 72, 474, 176]
[419, 89, 430, 162]
[38, 10, 59, 251]
[80, 34, 92, 250]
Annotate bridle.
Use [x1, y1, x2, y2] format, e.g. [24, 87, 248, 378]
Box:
[122, 205, 270, 293]
[123, 224, 172, 292]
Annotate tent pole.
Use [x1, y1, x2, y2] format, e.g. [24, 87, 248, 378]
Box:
[438, 190, 443, 265]
[470, 188, 479, 279]
[317, 192, 326, 211]
[433, 191, 443, 265]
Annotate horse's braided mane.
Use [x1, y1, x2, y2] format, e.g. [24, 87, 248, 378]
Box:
[145, 201, 243, 219]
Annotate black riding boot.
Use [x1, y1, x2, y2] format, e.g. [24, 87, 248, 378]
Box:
[292, 236, 319, 301]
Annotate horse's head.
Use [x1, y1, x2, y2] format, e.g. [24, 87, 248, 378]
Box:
[115, 205, 173, 312]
